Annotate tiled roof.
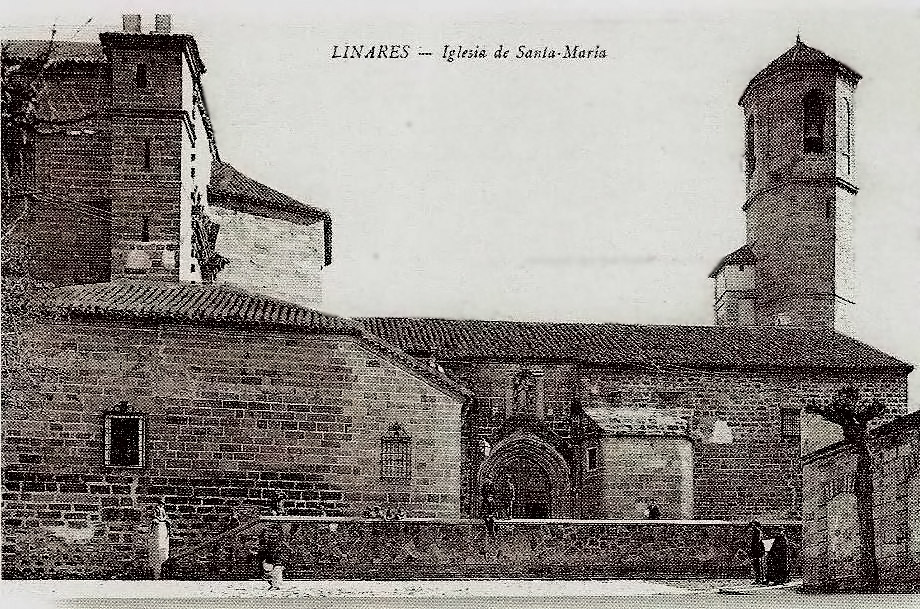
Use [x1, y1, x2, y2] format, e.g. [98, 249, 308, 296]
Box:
[2, 40, 107, 64]
[50, 280, 359, 333]
[209, 161, 332, 265]
[583, 407, 689, 437]
[741, 38, 861, 103]
[47, 281, 469, 399]
[708, 244, 757, 278]
[358, 317, 912, 372]
[209, 161, 328, 222]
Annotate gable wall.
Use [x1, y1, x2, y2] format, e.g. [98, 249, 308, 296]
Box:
[1, 318, 462, 578]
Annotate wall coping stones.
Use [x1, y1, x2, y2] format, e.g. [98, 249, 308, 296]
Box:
[259, 516, 802, 526]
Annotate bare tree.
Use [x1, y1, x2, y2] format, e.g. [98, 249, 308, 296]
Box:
[2, 32, 59, 403]
[806, 384, 885, 592]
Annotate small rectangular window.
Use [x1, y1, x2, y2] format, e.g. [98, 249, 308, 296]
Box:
[586, 446, 599, 472]
[780, 407, 801, 439]
[135, 64, 148, 89]
[143, 139, 151, 170]
[104, 409, 146, 467]
[380, 423, 411, 481]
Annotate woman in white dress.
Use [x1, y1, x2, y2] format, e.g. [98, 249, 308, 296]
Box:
[149, 499, 171, 579]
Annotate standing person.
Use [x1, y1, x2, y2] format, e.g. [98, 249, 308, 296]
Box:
[259, 546, 284, 590]
[148, 498, 171, 579]
[765, 528, 790, 585]
[481, 490, 498, 538]
[646, 500, 662, 520]
[748, 520, 766, 585]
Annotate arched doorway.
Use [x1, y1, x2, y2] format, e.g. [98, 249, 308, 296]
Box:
[478, 433, 571, 518]
[494, 457, 551, 518]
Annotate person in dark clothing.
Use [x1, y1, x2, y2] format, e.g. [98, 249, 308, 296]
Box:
[646, 501, 662, 520]
[764, 528, 790, 585]
[481, 491, 498, 538]
[748, 520, 766, 584]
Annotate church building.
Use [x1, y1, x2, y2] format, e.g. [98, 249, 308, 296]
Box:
[1, 17, 912, 578]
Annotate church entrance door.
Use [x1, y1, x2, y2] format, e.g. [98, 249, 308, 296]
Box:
[478, 433, 572, 518]
[495, 457, 551, 519]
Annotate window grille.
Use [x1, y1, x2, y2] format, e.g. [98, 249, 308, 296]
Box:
[380, 423, 411, 481]
[780, 407, 801, 439]
[104, 403, 146, 467]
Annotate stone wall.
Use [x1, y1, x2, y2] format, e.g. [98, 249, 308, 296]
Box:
[802, 412, 920, 592]
[580, 367, 908, 521]
[4, 62, 114, 286]
[1, 318, 463, 578]
[447, 359, 906, 521]
[164, 517, 802, 580]
[584, 436, 693, 519]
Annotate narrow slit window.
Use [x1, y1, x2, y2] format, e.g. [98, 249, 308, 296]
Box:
[135, 64, 148, 89]
[842, 98, 852, 173]
[803, 90, 824, 153]
[745, 114, 756, 178]
[143, 139, 151, 170]
[586, 446, 599, 472]
[141, 216, 150, 242]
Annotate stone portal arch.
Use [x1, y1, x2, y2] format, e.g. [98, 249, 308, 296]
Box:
[477, 433, 571, 518]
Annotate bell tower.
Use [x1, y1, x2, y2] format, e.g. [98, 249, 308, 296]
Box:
[100, 14, 210, 282]
[738, 36, 860, 333]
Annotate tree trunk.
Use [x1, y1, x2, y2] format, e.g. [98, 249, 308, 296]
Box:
[853, 441, 880, 592]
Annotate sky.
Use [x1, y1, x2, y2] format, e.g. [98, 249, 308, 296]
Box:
[4, 0, 919, 405]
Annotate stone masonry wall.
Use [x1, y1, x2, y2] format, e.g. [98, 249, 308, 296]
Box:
[7, 62, 114, 287]
[592, 436, 693, 519]
[1, 319, 463, 578]
[165, 517, 802, 580]
[580, 367, 908, 520]
[802, 414, 920, 592]
[443, 359, 906, 520]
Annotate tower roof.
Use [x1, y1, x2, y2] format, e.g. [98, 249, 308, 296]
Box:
[708, 244, 757, 278]
[740, 37, 861, 105]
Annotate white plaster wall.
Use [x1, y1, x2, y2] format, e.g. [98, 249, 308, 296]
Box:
[211, 205, 325, 307]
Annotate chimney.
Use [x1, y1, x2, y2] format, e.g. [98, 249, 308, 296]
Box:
[154, 14, 172, 34]
[122, 14, 141, 33]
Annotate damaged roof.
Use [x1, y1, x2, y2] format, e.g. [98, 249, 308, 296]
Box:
[358, 317, 912, 372]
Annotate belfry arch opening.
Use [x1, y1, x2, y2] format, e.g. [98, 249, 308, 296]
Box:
[803, 89, 825, 153]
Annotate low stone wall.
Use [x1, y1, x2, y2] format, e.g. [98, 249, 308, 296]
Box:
[165, 517, 801, 580]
